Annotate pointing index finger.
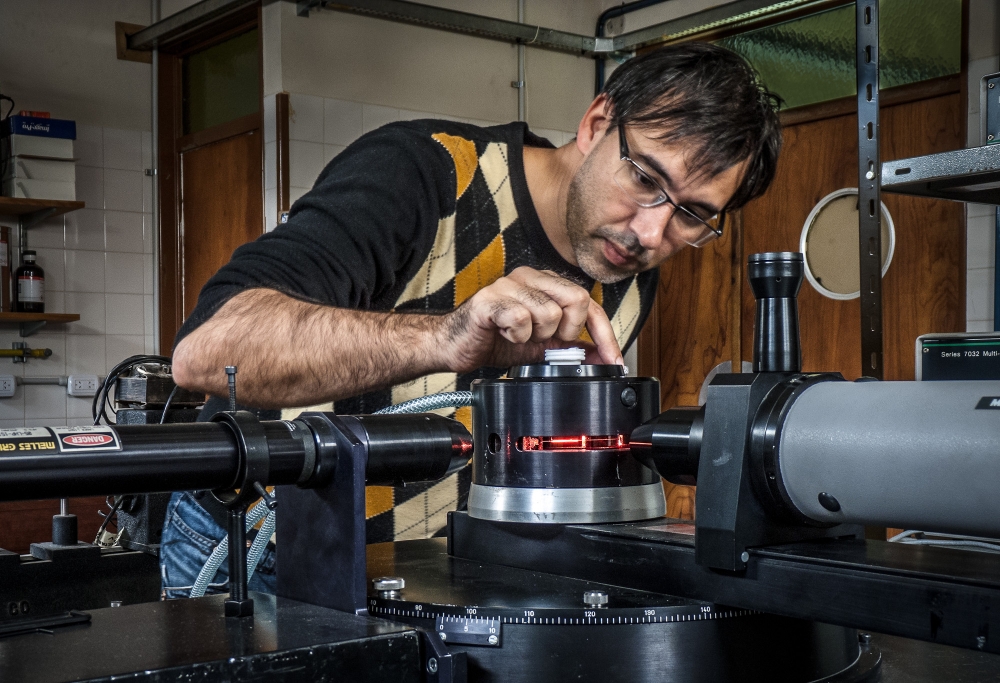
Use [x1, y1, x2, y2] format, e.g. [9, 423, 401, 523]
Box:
[585, 299, 623, 366]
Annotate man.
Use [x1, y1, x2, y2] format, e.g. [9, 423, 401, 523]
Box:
[162, 42, 782, 597]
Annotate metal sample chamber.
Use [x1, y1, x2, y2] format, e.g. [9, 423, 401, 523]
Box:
[469, 357, 665, 524]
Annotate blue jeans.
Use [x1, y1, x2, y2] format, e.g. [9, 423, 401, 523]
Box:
[160, 491, 277, 599]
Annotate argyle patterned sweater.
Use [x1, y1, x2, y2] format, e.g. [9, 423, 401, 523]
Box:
[177, 120, 659, 544]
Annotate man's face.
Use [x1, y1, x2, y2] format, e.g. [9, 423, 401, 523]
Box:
[566, 124, 747, 283]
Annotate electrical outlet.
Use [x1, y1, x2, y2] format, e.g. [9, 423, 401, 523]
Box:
[68, 374, 99, 397]
[0, 375, 14, 398]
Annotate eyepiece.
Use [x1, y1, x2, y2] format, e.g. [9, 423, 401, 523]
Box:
[748, 252, 803, 373]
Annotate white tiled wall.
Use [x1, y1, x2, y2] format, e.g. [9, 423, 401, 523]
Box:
[0, 124, 156, 427]
[263, 92, 579, 231]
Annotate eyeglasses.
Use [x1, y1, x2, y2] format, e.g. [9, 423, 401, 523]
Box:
[614, 124, 725, 248]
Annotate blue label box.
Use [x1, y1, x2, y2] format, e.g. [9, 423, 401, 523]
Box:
[2, 116, 77, 140]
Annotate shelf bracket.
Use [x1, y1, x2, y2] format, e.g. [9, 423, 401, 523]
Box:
[17, 207, 58, 260]
[20, 208, 59, 232]
[19, 321, 47, 338]
[856, 0, 883, 380]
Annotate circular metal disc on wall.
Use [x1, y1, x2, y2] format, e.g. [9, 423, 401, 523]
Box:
[800, 188, 895, 300]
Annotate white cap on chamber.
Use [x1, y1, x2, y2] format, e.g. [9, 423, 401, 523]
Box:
[545, 347, 586, 365]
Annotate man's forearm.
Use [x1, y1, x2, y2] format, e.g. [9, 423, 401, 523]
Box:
[172, 288, 450, 408]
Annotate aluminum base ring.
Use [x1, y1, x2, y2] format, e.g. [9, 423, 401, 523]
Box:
[468, 482, 666, 524]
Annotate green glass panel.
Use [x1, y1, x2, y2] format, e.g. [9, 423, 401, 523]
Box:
[716, 0, 961, 111]
[182, 29, 260, 135]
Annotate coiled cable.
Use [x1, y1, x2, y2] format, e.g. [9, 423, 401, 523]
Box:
[246, 510, 276, 584]
[374, 391, 472, 414]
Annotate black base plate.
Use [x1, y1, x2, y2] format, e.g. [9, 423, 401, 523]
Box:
[367, 539, 879, 683]
[448, 511, 1000, 656]
[0, 593, 422, 683]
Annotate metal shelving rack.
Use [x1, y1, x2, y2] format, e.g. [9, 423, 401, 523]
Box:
[861, 2, 999, 369]
[856, 0, 883, 378]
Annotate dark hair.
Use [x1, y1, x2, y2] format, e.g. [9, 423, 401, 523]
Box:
[603, 42, 782, 210]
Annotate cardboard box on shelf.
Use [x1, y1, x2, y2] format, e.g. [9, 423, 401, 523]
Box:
[1, 135, 74, 160]
[3, 115, 76, 140]
[0, 115, 77, 197]
[2, 177, 75, 201]
[3, 157, 76, 183]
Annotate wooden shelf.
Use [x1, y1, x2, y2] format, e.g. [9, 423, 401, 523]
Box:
[0, 197, 85, 217]
[0, 197, 86, 230]
[0, 313, 80, 323]
[0, 313, 81, 337]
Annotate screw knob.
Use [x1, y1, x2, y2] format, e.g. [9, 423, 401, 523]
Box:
[225, 365, 238, 411]
[583, 590, 608, 607]
[373, 576, 405, 591]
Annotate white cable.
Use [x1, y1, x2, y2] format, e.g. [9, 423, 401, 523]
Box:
[896, 539, 1000, 554]
[246, 510, 275, 583]
[375, 391, 472, 415]
[889, 529, 1000, 554]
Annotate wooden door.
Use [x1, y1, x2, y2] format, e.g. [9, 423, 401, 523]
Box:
[639, 82, 966, 520]
[179, 128, 263, 319]
[157, 14, 263, 352]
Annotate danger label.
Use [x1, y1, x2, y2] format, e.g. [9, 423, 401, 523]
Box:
[51, 427, 121, 453]
[62, 434, 114, 447]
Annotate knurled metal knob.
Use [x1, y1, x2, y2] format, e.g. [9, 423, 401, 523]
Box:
[583, 590, 608, 608]
[373, 576, 405, 592]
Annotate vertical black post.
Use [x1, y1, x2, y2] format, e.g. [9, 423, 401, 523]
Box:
[225, 508, 253, 617]
[857, 0, 884, 379]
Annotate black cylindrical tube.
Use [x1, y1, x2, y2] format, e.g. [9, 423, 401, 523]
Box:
[630, 406, 704, 485]
[0, 413, 470, 503]
[748, 252, 803, 373]
[342, 414, 473, 486]
[262, 421, 314, 484]
[0, 421, 308, 502]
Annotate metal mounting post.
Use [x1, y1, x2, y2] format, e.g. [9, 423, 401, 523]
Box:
[856, 0, 883, 380]
[225, 508, 253, 617]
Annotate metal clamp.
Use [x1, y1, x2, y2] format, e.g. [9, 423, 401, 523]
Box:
[211, 410, 271, 511]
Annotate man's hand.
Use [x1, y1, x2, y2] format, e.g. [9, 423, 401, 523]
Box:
[438, 267, 623, 372]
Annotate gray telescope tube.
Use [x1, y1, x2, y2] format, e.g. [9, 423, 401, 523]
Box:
[779, 380, 1000, 536]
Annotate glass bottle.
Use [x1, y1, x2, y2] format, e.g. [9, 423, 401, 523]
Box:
[15, 250, 44, 313]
